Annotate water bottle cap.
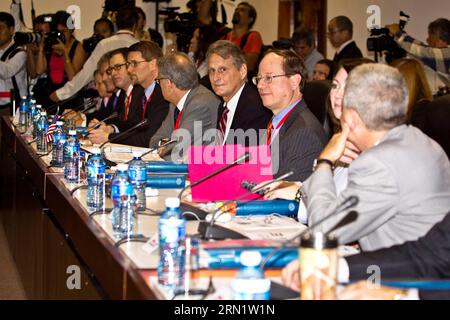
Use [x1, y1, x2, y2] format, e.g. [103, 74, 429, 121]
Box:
[240, 251, 262, 267]
[56, 121, 64, 126]
[68, 130, 77, 135]
[165, 197, 180, 208]
[36, 105, 42, 109]
[90, 148, 101, 155]
[40, 111, 47, 115]
[132, 151, 143, 158]
[117, 163, 128, 171]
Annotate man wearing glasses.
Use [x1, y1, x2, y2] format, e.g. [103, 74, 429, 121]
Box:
[89, 47, 144, 145]
[328, 16, 363, 64]
[149, 52, 220, 162]
[255, 49, 327, 181]
[206, 40, 271, 146]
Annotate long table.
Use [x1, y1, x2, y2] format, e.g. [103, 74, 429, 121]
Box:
[0, 116, 161, 299]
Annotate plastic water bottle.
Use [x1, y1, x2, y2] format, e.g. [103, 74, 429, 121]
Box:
[111, 164, 136, 238]
[86, 148, 106, 210]
[32, 105, 42, 139]
[18, 96, 28, 127]
[231, 251, 271, 300]
[128, 151, 147, 211]
[26, 99, 36, 128]
[158, 197, 186, 292]
[36, 111, 48, 155]
[52, 121, 66, 167]
[64, 130, 80, 183]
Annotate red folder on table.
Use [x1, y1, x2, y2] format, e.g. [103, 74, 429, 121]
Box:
[187, 145, 273, 202]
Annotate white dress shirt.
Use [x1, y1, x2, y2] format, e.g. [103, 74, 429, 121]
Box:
[221, 83, 245, 145]
[0, 40, 27, 106]
[176, 90, 191, 113]
[56, 30, 138, 101]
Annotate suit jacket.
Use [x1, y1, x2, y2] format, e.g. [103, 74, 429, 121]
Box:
[270, 99, 327, 182]
[109, 84, 170, 147]
[87, 95, 118, 123]
[150, 85, 220, 161]
[105, 89, 126, 126]
[108, 85, 144, 133]
[346, 212, 450, 300]
[303, 125, 450, 252]
[218, 82, 272, 146]
[333, 41, 363, 63]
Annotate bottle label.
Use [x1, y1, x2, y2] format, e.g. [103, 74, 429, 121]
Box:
[87, 165, 105, 179]
[160, 218, 185, 244]
[111, 183, 133, 199]
[129, 167, 147, 182]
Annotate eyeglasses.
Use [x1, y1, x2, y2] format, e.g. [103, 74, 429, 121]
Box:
[252, 74, 294, 85]
[106, 63, 128, 75]
[155, 78, 170, 85]
[126, 60, 150, 68]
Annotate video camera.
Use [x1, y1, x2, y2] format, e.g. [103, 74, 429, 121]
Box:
[159, 3, 197, 53]
[14, 15, 65, 55]
[82, 33, 104, 54]
[367, 11, 410, 63]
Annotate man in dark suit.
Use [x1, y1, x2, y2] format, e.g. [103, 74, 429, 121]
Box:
[256, 49, 327, 181]
[206, 40, 271, 146]
[149, 52, 220, 162]
[89, 48, 145, 145]
[328, 16, 363, 64]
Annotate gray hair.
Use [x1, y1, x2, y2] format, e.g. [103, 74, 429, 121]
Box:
[343, 64, 408, 130]
[206, 40, 247, 70]
[158, 52, 198, 90]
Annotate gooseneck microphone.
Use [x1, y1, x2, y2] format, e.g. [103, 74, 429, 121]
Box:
[198, 171, 294, 239]
[178, 152, 251, 201]
[87, 112, 119, 134]
[258, 197, 359, 269]
[62, 98, 97, 118]
[99, 119, 149, 166]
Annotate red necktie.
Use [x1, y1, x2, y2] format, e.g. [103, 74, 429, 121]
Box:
[266, 120, 273, 145]
[218, 103, 229, 140]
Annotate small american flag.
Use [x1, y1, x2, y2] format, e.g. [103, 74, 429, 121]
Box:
[45, 115, 59, 143]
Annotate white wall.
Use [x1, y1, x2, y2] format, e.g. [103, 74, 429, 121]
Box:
[0, 0, 279, 45]
[326, 0, 450, 60]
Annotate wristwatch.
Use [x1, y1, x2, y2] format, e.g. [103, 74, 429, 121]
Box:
[313, 158, 335, 171]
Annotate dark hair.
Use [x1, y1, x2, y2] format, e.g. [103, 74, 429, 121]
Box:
[108, 47, 129, 62]
[128, 41, 162, 61]
[194, 25, 221, 66]
[0, 12, 15, 28]
[316, 59, 336, 80]
[97, 51, 112, 70]
[158, 52, 199, 90]
[239, 2, 257, 30]
[428, 18, 450, 44]
[332, 16, 353, 36]
[292, 27, 315, 47]
[54, 11, 72, 29]
[116, 6, 139, 30]
[33, 14, 52, 29]
[148, 28, 163, 48]
[206, 40, 247, 70]
[94, 18, 114, 34]
[338, 58, 375, 75]
[263, 49, 307, 92]
[135, 7, 146, 21]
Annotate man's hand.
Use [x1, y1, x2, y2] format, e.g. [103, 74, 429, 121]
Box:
[281, 260, 301, 292]
[319, 124, 350, 163]
[88, 128, 110, 145]
[340, 140, 361, 165]
[253, 180, 301, 201]
[386, 23, 401, 37]
[50, 91, 60, 102]
[62, 109, 84, 127]
[338, 281, 408, 300]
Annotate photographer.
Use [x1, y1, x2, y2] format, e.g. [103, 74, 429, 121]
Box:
[387, 18, 450, 93]
[34, 11, 87, 108]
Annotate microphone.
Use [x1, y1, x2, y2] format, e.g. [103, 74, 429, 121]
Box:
[86, 112, 119, 134]
[258, 197, 359, 269]
[99, 119, 149, 167]
[62, 99, 97, 118]
[178, 152, 251, 201]
[198, 171, 294, 240]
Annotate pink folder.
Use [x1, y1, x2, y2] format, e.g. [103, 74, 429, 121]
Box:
[187, 145, 273, 202]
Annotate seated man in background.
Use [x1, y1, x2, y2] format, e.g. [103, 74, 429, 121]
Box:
[206, 40, 271, 146]
[291, 27, 324, 80]
[149, 52, 220, 162]
[312, 59, 336, 81]
[255, 49, 327, 182]
[303, 64, 450, 252]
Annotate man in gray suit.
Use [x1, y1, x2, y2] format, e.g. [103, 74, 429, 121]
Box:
[255, 49, 327, 181]
[150, 52, 220, 162]
[303, 63, 450, 252]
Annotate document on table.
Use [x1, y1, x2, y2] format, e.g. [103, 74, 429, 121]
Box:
[80, 143, 164, 163]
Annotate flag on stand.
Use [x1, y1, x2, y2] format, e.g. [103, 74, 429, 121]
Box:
[46, 115, 59, 144]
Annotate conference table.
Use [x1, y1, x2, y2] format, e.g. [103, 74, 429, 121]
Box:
[0, 116, 294, 300]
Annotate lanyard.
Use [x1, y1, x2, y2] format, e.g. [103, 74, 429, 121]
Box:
[124, 90, 133, 121]
[266, 100, 300, 144]
[116, 31, 134, 36]
[141, 90, 155, 120]
[174, 109, 183, 130]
